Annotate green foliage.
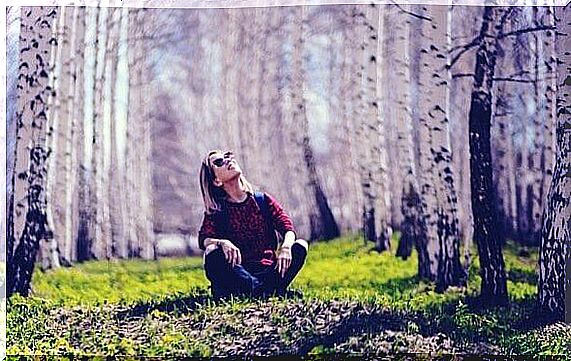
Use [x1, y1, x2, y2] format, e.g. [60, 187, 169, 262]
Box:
[505, 323, 571, 355]
[6, 235, 568, 356]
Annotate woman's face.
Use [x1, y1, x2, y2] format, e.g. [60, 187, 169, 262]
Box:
[209, 151, 242, 185]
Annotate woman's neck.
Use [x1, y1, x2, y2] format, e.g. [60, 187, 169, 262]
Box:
[223, 179, 247, 203]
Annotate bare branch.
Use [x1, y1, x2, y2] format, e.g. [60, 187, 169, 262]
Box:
[498, 25, 556, 39]
[452, 73, 475, 79]
[389, 0, 431, 21]
[448, 23, 555, 70]
[492, 77, 535, 83]
[448, 42, 479, 70]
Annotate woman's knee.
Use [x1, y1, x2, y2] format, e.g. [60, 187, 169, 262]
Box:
[291, 239, 308, 261]
[294, 239, 309, 251]
[204, 245, 225, 269]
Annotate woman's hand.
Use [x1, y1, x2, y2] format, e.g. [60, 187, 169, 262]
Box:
[276, 246, 292, 278]
[218, 239, 242, 268]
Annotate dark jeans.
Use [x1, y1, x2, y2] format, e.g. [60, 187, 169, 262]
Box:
[204, 243, 307, 299]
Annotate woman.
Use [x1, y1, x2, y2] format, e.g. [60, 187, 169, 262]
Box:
[198, 150, 308, 299]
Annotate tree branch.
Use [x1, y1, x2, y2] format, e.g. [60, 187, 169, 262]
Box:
[389, 0, 431, 21]
[448, 42, 479, 69]
[448, 23, 555, 70]
[452, 73, 475, 79]
[492, 77, 535, 83]
[498, 25, 556, 39]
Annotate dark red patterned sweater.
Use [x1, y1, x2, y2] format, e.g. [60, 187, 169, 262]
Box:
[198, 192, 295, 265]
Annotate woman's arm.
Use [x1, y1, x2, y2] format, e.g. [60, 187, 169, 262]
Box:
[264, 193, 296, 241]
[198, 212, 242, 266]
[203, 237, 242, 267]
[202, 237, 228, 248]
[280, 231, 296, 249]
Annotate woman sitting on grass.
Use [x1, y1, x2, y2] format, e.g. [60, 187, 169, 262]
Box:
[198, 150, 308, 299]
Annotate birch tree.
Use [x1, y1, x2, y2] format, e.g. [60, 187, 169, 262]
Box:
[8, 6, 58, 297]
[529, 6, 548, 246]
[538, 1, 570, 320]
[351, 5, 391, 251]
[541, 5, 557, 210]
[6, 5, 22, 270]
[41, 6, 66, 270]
[338, 11, 365, 233]
[127, 8, 155, 259]
[467, 6, 509, 305]
[67, 6, 86, 262]
[92, 6, 111, 260]
[77, 6, 99, 262]
[105, 7, 123, 258]
[389, 4, 424, 260]
[290, 6, 340, 241]
[417, 5, 464, 289]
[491, 10, 518, 241]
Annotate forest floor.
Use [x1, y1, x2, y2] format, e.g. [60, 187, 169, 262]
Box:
[6, 235, 571, 357]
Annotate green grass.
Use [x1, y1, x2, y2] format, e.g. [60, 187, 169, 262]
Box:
[31, 255, 208, 306]
[7, 234, 569, 356]
[30, 234, 538, 308]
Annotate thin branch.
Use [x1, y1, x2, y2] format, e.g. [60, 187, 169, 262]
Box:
[502, 70, 531, 78]
[498, 25, 556, 39]
[492, 77, 535, 83]
[452, 73, 475, 79]
[450, 37, 481, 53]
[448, 43, 479, 69]
[389, 0, 431, 21]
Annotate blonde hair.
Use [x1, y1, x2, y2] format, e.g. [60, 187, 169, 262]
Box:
[199, 150, 255, 215]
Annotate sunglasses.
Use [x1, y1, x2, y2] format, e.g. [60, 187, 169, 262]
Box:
[211, 151, 234, 168]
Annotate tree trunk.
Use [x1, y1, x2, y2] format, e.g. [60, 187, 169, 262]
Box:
[541, 6, 556, 210]
[126, 8, 155, 259]
[415, 5, 465, 289]
[467, 6, 508, 306]
[291, 6, 340, 241]
[352, 5, 391, 250]
[372, 4, 392, 251]
[528, 6, 547, 246]
[105, 7, 123, 258]
[339, 14, 365, 233]
[70, 7, 86, 262]
[538, 2, 570, 321]
[390, 4, 423, 260]
[77, 6, 98, 262]
[8, 6, 59, 297]
[435, 4, 466, 291]
[41, 5, 66, 270]
[61, 6, 85, 265]
[92, 6, 110, 260]
[7, 6, 22, 268]
[223, 8, 241, 153]
[491, 9, 518, 241]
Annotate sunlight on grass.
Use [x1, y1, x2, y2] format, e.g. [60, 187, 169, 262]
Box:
[30, 234, 538, 310]
[32, 257, 208, 305]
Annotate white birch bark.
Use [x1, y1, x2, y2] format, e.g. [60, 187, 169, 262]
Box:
[40, 6, 66, 270]
[92, 6, 109, 259]
[61, 6, 83, 264]
[9, 6, 58, 296]
[538, 2, 571, 320]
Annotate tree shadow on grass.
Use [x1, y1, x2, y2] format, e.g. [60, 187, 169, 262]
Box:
[507, 268, 537, 284]
[115, 289, 214, 320]
[374, 275, 424, 299]
[296, 295, 556, 355]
